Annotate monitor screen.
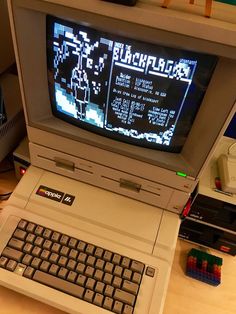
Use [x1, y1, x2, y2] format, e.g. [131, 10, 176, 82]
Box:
[224, 113, 236, 139]
[47, 16, 218, 153]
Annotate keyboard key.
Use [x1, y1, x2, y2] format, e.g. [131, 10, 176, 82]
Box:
[43, 229, 52, 239]
[95, 281, 105, 294]
[122, 280, 139, 295]
[85, 278, 96, 290]
[95, 259, 105, 270]
[114, 265, 123, 277]
[69, 249, 78, 260]
[123, 269, 132, 281]
[94, 247, 103, 258]
[34, 270, 85, 299]
[103, 296, 113, 310]
[23, 243, 33, 254]
[35, 226, 44, 236]
[67, 259, 76, 271]
[86, 244, 95, 255]
[26, 223, 36, 233]
[2, 247, 23, 262]
[51, 243, 61, 253]
[67, 270, 77, 282]
[85, 266, 95, 278]
[84, 289, 94, 303]
[113, 300, 123, 314]
[43, 239, 52, 250]
[26, 233, 35, 244]
[104, 262, 114, 274]
[6, 259, 17, 271]
[51, 231, 60, 242]
[58, 256, 68, 267]
[94, 269, 104, 281]
[13, 229, 27, 240]
[77, 241, 86, 252]
[104, 273, 113, 285]
[104, 285, 114, 297]
[121, 257, 130, 268]
[22, 254, 33, 266]
[86, 255, 96, 267]
[145, 266, 155, 277]
[49, 253, 59, 264]
[60, 246, 70, 256]
[114, 289, 135, 306]
[76, 274, 86, 286]
[24, 266, 35, 278]
[18, 220, 28, 230]
[40, 249, 50, 261]
[40, 261, 50, 272]
[60, 235, 69, 246]
[78, 252, 87, 263]
[93, 293, 104, 306]
[68, 238, 77, 249]
[49, 264, 59, 275]
[58, 267, 68, 279]
[76, 262, 86, 274]
[0, 256, 8, 268]
[112, 254, 121, 265]
[104, 251, 112, 262]
[132, 272, 142, 284]
[130, 261, 144, 274]
[123, 304, 134, 314]
[113, 276, 122, 289]
[32, 246, 42, 257]
[31, 257, 42, 269]
[8, 238, 24, 251]
[14, 263, 27, 276]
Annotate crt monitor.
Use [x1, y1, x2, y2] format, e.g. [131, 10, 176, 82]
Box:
[7, 0, 236, 209]
[47, 16, 217, 153]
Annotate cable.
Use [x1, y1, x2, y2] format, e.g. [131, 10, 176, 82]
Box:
[0, 192, 12, 201]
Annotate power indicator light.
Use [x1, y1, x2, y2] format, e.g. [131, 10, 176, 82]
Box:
[176, 171, 187, 177]
[20, 167, 27, 176]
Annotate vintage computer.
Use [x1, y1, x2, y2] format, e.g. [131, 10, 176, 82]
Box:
[0, 0, 235, 313]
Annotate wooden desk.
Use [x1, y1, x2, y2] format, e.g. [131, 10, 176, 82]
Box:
[0, 166, 235, 314]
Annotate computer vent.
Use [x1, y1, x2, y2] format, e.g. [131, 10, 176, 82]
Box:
[0, 110, 24, 139]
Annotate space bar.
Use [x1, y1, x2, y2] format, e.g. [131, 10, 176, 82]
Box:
[33, 270, 85, 299]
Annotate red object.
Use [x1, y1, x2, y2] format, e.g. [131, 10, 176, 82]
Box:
[220, 246, 230, 253]
[215, 177, 222, 190]
[181, 198, 192, 218]
[20, 167, 26, 176]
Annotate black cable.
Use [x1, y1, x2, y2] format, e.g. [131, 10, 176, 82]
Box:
[0, 192, 12, 200]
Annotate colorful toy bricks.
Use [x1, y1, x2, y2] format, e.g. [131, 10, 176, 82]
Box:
[186, 248, 223, 286]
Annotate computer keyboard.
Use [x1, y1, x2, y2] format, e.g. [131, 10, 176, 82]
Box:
[0, 218, 154, 314]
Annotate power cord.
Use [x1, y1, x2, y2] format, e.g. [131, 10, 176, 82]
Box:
[0, 192, 12, 201]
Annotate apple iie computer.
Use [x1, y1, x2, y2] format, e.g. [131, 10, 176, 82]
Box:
[0, 1, 235, 314]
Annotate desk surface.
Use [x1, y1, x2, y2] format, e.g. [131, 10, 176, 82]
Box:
[0, 165, 235, 314]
